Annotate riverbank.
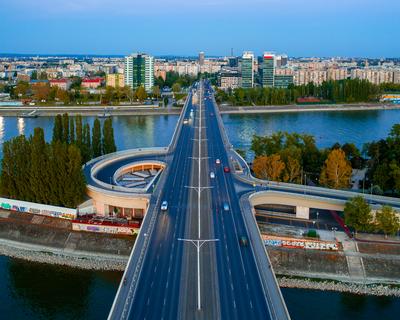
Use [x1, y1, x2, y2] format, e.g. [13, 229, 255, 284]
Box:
[278, 276, 400, 297]
[220, 103, 400, 114]
[0, 105, 182, 116]
[0, 210, 131, 270]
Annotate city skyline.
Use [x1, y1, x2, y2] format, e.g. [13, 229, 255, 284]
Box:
[1, 0, 399, 57]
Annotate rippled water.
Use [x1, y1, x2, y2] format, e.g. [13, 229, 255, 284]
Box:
[1, 109, 400, 319]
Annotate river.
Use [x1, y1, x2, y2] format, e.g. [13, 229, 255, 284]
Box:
[1, 109, 400, 319]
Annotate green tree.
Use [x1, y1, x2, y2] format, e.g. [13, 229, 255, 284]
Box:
[102, 118, 116, 154]
[152, 85, 161, 99]
[344, 196, 373, 233]
[64, 145, 86, 207]
[62, 113, 70, 143]
[172, 83, 181, 93]
[30, 128, 49, 203]
[69, 118, 75, 144]
[375, 206, 400, 237]
[14, 81, 30, 98]
[82, 123, 92, 162]
[75, 115, 83, 149]
[52, 114, 63, 143]
[92, 118, 102, 158]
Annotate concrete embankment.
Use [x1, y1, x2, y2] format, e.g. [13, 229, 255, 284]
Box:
[268, 246, 400, 297]
[220, 103, 400, 114]
[0, 106, 181, 116]
[0, 210, 132, 270]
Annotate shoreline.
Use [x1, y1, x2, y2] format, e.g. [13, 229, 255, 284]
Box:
[278, 276, 400, 297]
[0, 103, 399, 117]
[0, 238, 128, 271]
[1, 236, 400, 297]
[220, 103, 400, 114]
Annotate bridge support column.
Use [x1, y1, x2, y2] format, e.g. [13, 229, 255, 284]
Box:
[296, 206, 310, 219]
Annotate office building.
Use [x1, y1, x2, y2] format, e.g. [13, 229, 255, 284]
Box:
[199, 52, 205, 66]
[124, 53, 154, 92]
[218, 68, 241, 90]
[106, 73, 125, 88]
[262, 52, 275, 88]
[274, 75, 294, 88]
[241, 51, 254, 88]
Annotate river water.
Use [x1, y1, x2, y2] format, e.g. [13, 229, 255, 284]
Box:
[1, 109, 400, 320]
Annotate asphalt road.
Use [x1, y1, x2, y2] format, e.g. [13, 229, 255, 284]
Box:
[108, 82, 289, 320]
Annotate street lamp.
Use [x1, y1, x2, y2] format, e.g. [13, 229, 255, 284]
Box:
[316, 211, 319, 223]
[332, 227, 337, 240]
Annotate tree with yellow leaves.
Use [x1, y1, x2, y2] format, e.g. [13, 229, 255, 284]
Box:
[320, 148, 352, 189]
[253, 154, 285, 181]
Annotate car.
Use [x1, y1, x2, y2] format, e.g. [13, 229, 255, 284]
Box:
[223, 167, 230, 173]
[183, 119, 189, 124]
[223, 203, 229, 211]
[239, 236, 248, 247]
[216, 159, 221, 165]
[160, 201, 168, 211]
[210, 172, 215, 179]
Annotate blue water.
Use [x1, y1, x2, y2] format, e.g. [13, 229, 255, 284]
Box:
[222, 109, 400, 159]
[1, 109, 400, 319]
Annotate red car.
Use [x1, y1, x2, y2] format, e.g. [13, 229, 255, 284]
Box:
[223, 167, 230, 173]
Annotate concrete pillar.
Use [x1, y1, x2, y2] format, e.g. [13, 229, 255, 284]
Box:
[296, 206, 310, 219]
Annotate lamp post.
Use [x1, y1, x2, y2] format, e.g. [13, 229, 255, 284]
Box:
[332, 227, 337, 240]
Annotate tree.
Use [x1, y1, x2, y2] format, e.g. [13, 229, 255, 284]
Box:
[64, 145, 86, 207]
[92, 118, 102, 158]
[14, 81, 30, 98]
[152, 85, 161, 99]
[135, 86, 147, 102]
[253, 154, 285, 181]
[30, 128, 49, 204]
[122, 85, 134, 103]
[344, 196, 373, 233]
[69, 118, 75, 144]
[52, 114, 63, 143]
[283, 156, 301, 183]
[102, 118, 117, 154]
[62, 113, 70, 143]
[75, 115, 83, 148]
[32, 84, 51, 101]
[320, 148, 352, 189]
[82, 123, 92, 163]
[172, 83, 181, 93]
[375, 206, 400, 237]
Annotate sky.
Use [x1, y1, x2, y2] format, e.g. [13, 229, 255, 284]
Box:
[0, 0, 399, 57]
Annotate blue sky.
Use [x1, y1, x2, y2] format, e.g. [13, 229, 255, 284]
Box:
[0, 0, 399, 57]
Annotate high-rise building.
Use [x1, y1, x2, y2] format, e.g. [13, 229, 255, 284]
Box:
[241, 51, 254, 88]
[124, 53, 154, 92]
[262, 52, 275, 88]
[199, 52, 205, 66]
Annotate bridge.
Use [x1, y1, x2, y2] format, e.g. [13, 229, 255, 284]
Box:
[83, 80, 400, 319]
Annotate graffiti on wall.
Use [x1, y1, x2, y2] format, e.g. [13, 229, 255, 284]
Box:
[72, 222, 138, 236]
[263, 235, 339, 251]
[0, 201, 76, 220]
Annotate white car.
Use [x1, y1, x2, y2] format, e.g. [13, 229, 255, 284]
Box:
[210, 172, 215, 179]
[216, 159, 221, 165]
[161, 201, 168, 211]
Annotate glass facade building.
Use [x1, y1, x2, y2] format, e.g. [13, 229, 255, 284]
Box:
[124, 53, 154, 92]
[241, 52, 254, 88]
[262, 53, 275, 88]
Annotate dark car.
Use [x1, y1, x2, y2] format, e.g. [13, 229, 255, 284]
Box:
[239, 236, 248, 247]
[223, 167, 230, 173]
